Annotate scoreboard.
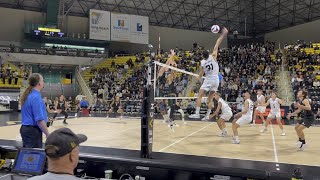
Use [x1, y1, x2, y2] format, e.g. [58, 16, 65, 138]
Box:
[32, 27, 65, 37]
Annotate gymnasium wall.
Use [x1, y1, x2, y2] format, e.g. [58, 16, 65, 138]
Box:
[265, 19, 320, 46]
[0, 7, 227, 53]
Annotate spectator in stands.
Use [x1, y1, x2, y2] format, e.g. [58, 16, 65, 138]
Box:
[75, 96, 91, 117]
[13, 70, 19, 85]
[28, 128, 87, 180]
[8, 72, 12, 84]
[111, 60, 115, 68]
[236, 94, 244, 112]
[314, 45, 319, 50]
[6, 64, 11, 74]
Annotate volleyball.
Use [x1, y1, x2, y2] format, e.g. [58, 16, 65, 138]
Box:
[211, 25, 220, 33]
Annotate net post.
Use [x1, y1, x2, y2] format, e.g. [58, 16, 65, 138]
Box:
[140, 59, 154, 159]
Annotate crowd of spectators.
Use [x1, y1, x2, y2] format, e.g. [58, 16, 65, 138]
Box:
[0, 62, 30, 86]
[286, 42, 320, 118]
[84, 41, 281, 115]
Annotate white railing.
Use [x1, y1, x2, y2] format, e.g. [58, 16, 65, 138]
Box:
[75, 67, 94, 104]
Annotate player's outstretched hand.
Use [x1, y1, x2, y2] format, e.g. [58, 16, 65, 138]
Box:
[170, 49, 175, 56]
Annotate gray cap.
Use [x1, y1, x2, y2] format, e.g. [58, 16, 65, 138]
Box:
[45, 128, 87, 158]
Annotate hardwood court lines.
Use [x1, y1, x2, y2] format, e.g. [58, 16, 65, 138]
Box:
[157, 123, 276, 163]
[271, 124, 320, 167]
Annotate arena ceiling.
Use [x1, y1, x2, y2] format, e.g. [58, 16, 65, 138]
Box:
[1, 0, 320, 36]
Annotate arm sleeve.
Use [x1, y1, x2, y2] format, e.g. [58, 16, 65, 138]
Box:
[31, 96, 46, 122]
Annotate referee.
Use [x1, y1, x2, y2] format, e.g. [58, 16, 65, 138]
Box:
[20, 73, 49, 148]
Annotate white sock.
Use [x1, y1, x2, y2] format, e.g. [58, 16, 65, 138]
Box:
[234, 136, 239, 140]
[222, 128, 227, 132]
[206, 109, 211, 116]
[195, 107, 200, 114]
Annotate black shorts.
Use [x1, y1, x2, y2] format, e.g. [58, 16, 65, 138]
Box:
[298, 117, 315, 128]
[113, 106, 119, 112]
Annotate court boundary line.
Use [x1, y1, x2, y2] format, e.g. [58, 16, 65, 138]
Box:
[270, 123, 279, 162]
[159, 122, 214, 152]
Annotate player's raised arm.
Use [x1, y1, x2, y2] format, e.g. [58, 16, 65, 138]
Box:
[157, 49, 175, 78]
[212, 27, 228, 59]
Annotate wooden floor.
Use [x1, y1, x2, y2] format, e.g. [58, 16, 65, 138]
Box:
[1, 117, 319, 167]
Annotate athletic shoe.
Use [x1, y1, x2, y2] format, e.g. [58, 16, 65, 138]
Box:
[218, 131, 228, 137]
[89, 114, 92, 117]
[281, 132, 286, 136]
[75, 113, 77, 117]
[260, 128, 267, 133]
[63, 121, 68, 125]
[182, 118, 187, 125]
[298, 143, 307, 151]
[189, 114, 200, 119]
[232, 139, 240, 144]
[173, 122, 179, 127]
[201, 115, 210, 121]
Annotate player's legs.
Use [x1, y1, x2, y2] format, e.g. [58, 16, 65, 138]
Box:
[232, 118, 240, 143]
[254, 107, 266, 125]
[61, 110, 68, 124]
[189, 89, 206, 118]
[276, 116, 285, 136]
[159, 101, 171, 125]
[217, 118, 227, 137]
[202, 91, 215, 121]
[168, 99, 175, 120]
[296, 124, 306, 150]
[218, 112, 232, 137]
[261, 112, 274, 132]
[232, 115, 251, 144]
[117, 107, 123, 118]
[177, 108, 185, 124]
[295, 117, 314, 150]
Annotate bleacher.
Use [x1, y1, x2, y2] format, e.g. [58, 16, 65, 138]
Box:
[0, 62, 23, 89]
[288, 42, 320, 106]
[82, 56, 141, 85]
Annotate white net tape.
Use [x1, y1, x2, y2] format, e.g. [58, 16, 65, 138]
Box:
[153, 61, 208, 101]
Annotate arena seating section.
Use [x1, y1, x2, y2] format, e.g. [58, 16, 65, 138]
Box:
[75, 42, 280, 115]
[287, 43, 320, 116]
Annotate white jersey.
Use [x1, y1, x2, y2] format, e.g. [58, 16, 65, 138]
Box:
[219, 98, 231, 113]
[268, 98, 281, 112]
[200, 55, 219, 79]
[243, 99, 254, 117]
[257, 94, 265, 105]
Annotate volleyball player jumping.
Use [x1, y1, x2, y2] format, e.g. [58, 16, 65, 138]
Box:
[157, 49, 185, 130]
[189, 27, 228, 121]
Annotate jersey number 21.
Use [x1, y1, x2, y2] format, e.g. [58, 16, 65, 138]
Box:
[206, 64, 214, 71]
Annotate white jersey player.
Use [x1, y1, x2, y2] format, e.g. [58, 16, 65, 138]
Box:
[210, 92, 233, 137]
[260, 92, 286, 136]
[253, 89, 266, 125]
[189, 27, 228, 121]
[232, 92, 254, 144]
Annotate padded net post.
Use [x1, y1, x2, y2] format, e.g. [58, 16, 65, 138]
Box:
[141, 60, 154, 159]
